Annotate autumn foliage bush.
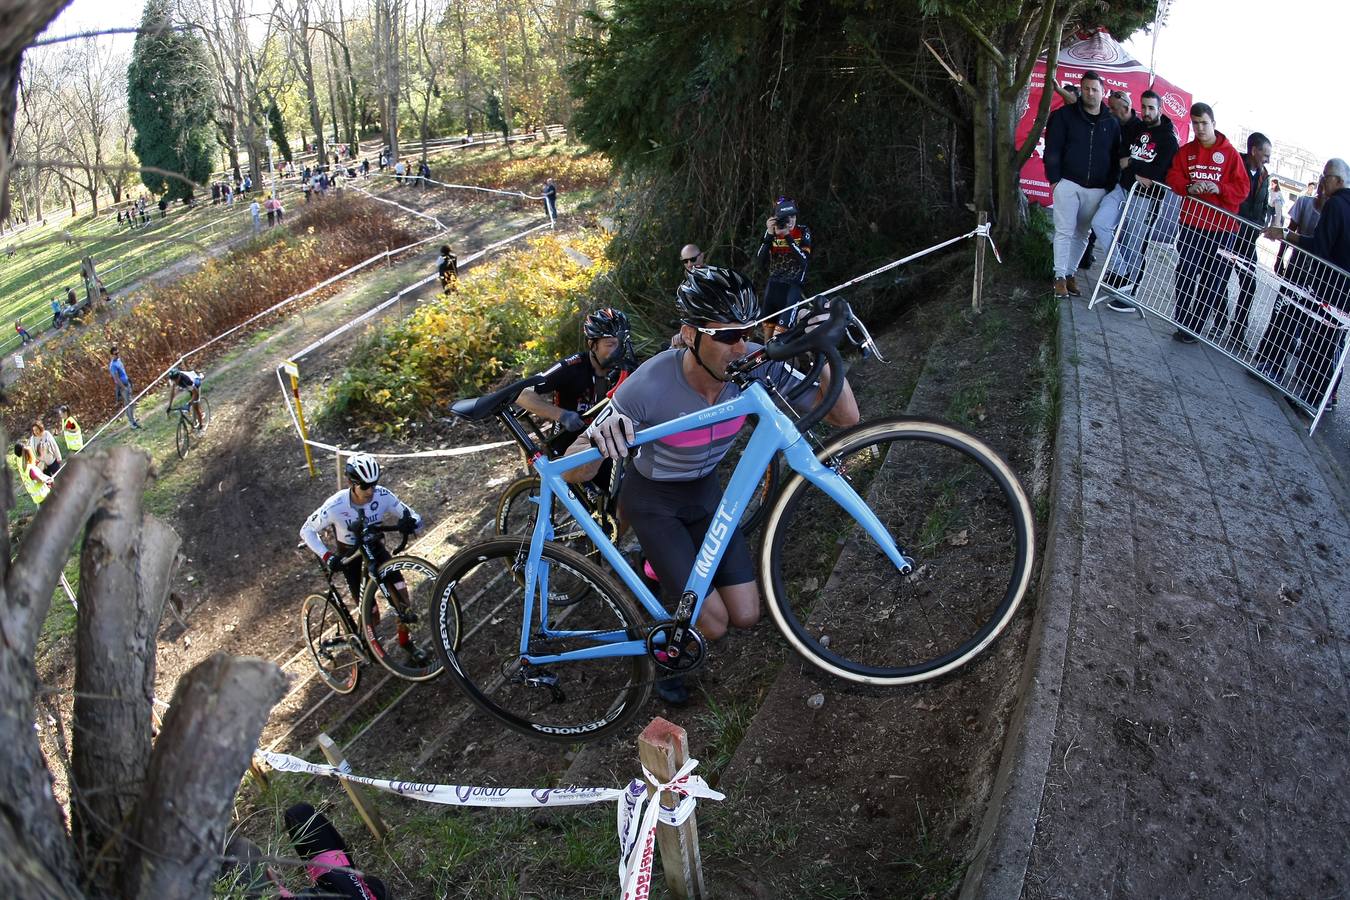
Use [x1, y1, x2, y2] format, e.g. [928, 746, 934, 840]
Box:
[330, 229, 613, 431]
[432, 151, 612, 195]
[3, 196, 418, 433]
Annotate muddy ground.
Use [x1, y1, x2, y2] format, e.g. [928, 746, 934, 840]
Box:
[30, 179, 1057, 897]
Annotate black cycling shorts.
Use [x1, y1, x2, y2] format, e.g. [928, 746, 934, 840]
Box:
[763, 280, 803, 329]
[617, 468, 755, 606]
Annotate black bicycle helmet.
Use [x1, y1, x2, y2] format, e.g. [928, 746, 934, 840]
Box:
[582, 307, 630, 341]
[675, 266, 760, 325]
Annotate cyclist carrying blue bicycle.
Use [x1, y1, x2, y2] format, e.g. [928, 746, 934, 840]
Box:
[165, 366, 206, 431]
[565, 266, 858, 703]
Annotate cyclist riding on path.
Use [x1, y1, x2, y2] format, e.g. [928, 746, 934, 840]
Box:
[515, 307, 638, 455]
[566, 266, 858, 704]
[756, 197, 812, 341]
[300, 453, 430, 666]
[166, 366, 206, 430]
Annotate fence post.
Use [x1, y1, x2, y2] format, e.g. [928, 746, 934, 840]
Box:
[283, 360, 318, 477]
[637, 717, 706, 899]
[317, 732, 387, 844]
[972, 210, 988, 314]
[335, 451, 344, 490]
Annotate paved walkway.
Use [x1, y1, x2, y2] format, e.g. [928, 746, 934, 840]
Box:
[967, 296, 1349, 898]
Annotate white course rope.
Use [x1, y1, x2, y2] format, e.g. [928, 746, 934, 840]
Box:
[273, 220, 554, 463]
[746, 221, 1004, 329]
[374, 171, 544, 201]
[256, 749, 723, 900]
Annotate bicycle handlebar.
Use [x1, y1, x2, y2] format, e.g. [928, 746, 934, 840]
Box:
[728, 299, 852, 433]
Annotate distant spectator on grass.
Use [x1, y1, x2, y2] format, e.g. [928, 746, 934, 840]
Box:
[394, 159, 407, 184]
[274, 196, 286, 225]
[418, 159, 431, 188]
[250, 198, 261, 232]
[1271, 179, 1286, 227]
[14, 319, 32, 345]
[28, 420, 62, 476]
[361, 158, 370, 178]
[50, 297, 63, 328]
[57, 405, 83, 452]
[265, 195, 277, 227]
[1164, 102, 1249, 344]
[109, 346, 142, 429]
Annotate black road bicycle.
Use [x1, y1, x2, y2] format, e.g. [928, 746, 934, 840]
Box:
[301, 511, 451, 693]
[170, 395, 211, 459]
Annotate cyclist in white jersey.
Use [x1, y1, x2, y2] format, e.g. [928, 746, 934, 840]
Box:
[566, 266, 858, 703]
[300, 453, 429, 665]
[166, 366, 206, 430]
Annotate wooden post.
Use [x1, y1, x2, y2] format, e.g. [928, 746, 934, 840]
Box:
[637, 717, 706, 899]
[317, 732, 386, 844]
[283, 361, 318, 477]
[972, 210, 988, 314]
[335, 451, 344, 490]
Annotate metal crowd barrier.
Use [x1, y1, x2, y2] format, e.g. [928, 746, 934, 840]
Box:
[1089, 179, 1349, 433]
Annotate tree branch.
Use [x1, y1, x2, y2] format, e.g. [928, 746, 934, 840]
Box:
[923, 39, 976, 100]
[121, 654, 287, 899]
[952, 9, 1007, 67]
[863, 42, 964, 125]
[1011, 18, 1067, 173]
[2, 454, 108, 651]
[1009, 0, 1060, 101]
[26, 25, 192, 49]
[72, 448, 178, 881]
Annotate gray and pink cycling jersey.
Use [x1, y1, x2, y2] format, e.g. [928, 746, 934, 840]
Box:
[610, 347, 805, 481]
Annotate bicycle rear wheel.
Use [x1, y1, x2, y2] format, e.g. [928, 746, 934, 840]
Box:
[302, 593, 361, 694]
[360, 555, 445, 681]
[761, 417, 1034, 685]
[175, 416, 191, 459]
[430, 536, 652, 743]
[494, 475, 601, 604]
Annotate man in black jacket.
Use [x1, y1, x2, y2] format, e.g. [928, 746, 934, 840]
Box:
[1043, 70, 1122, 298]
[1092, 90, 1180, 310]
[1213, 132, 1273, 345]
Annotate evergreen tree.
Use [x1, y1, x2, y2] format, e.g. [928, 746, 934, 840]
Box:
[484, 92, 509, 141]
[127, 0, 216, 202]
[267, 101, 293, 164]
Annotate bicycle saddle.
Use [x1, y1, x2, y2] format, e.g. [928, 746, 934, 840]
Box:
[450, 375, 548, 421]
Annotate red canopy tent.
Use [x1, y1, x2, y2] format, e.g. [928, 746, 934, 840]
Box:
[1018, 30, 1193, 207]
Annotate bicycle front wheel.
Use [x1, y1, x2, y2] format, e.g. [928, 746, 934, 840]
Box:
[175, 416, 191, 459]
[761, 417, 1034, 685]
[360, 555, 445, 681]
[197, 395, 211, 429]
[430, 537, 652, 743]
[302, 593, 361, 694]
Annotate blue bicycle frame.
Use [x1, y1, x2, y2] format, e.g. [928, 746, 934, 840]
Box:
[515, 379, 915, 665]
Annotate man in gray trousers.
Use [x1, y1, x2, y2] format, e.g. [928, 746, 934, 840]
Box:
[1043, 70, 1122, 298]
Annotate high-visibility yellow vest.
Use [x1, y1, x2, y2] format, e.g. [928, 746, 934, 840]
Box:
[15, 460, 49, 504]
[62, 416, 83, 452]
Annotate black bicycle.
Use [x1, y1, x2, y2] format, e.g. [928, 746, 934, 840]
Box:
[301, 511, 450, 693]
[170, 396, 211, 459]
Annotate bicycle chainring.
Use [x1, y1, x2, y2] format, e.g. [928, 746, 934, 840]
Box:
[644, 622, 707, 673]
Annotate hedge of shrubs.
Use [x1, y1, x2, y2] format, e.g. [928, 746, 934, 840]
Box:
[3, 196, 418, 433]
[328, 228, 613, 432]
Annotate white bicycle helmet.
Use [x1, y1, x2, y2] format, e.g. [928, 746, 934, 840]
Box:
[344, 453, 381, 486]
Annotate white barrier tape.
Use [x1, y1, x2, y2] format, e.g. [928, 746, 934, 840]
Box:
[349, 183, 449, 232]
[375, 172, 544, 201]
[75, 229, 445, 456]
[299, 438, 516, 460]
[254, 749, 722, 899]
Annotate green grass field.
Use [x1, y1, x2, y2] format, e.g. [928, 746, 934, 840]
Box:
[0, 195, 280, 357]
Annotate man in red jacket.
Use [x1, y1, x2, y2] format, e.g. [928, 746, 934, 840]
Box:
[1164, 103, 1250, 343]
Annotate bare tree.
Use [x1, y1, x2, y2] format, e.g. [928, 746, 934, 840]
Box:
[372, 0, 403, 162]
[49, 39, 128, 216]
[405, 0, 448, 162]
[0, 445, 286, 896]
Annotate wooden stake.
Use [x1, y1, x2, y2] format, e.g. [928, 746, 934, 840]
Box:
[637, 718, 706, 899]
[317, 732, 386, 844]
[972, 210, 988, 313]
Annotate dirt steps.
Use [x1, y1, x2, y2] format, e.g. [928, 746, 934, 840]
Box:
[705, 292, 1049, 896]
